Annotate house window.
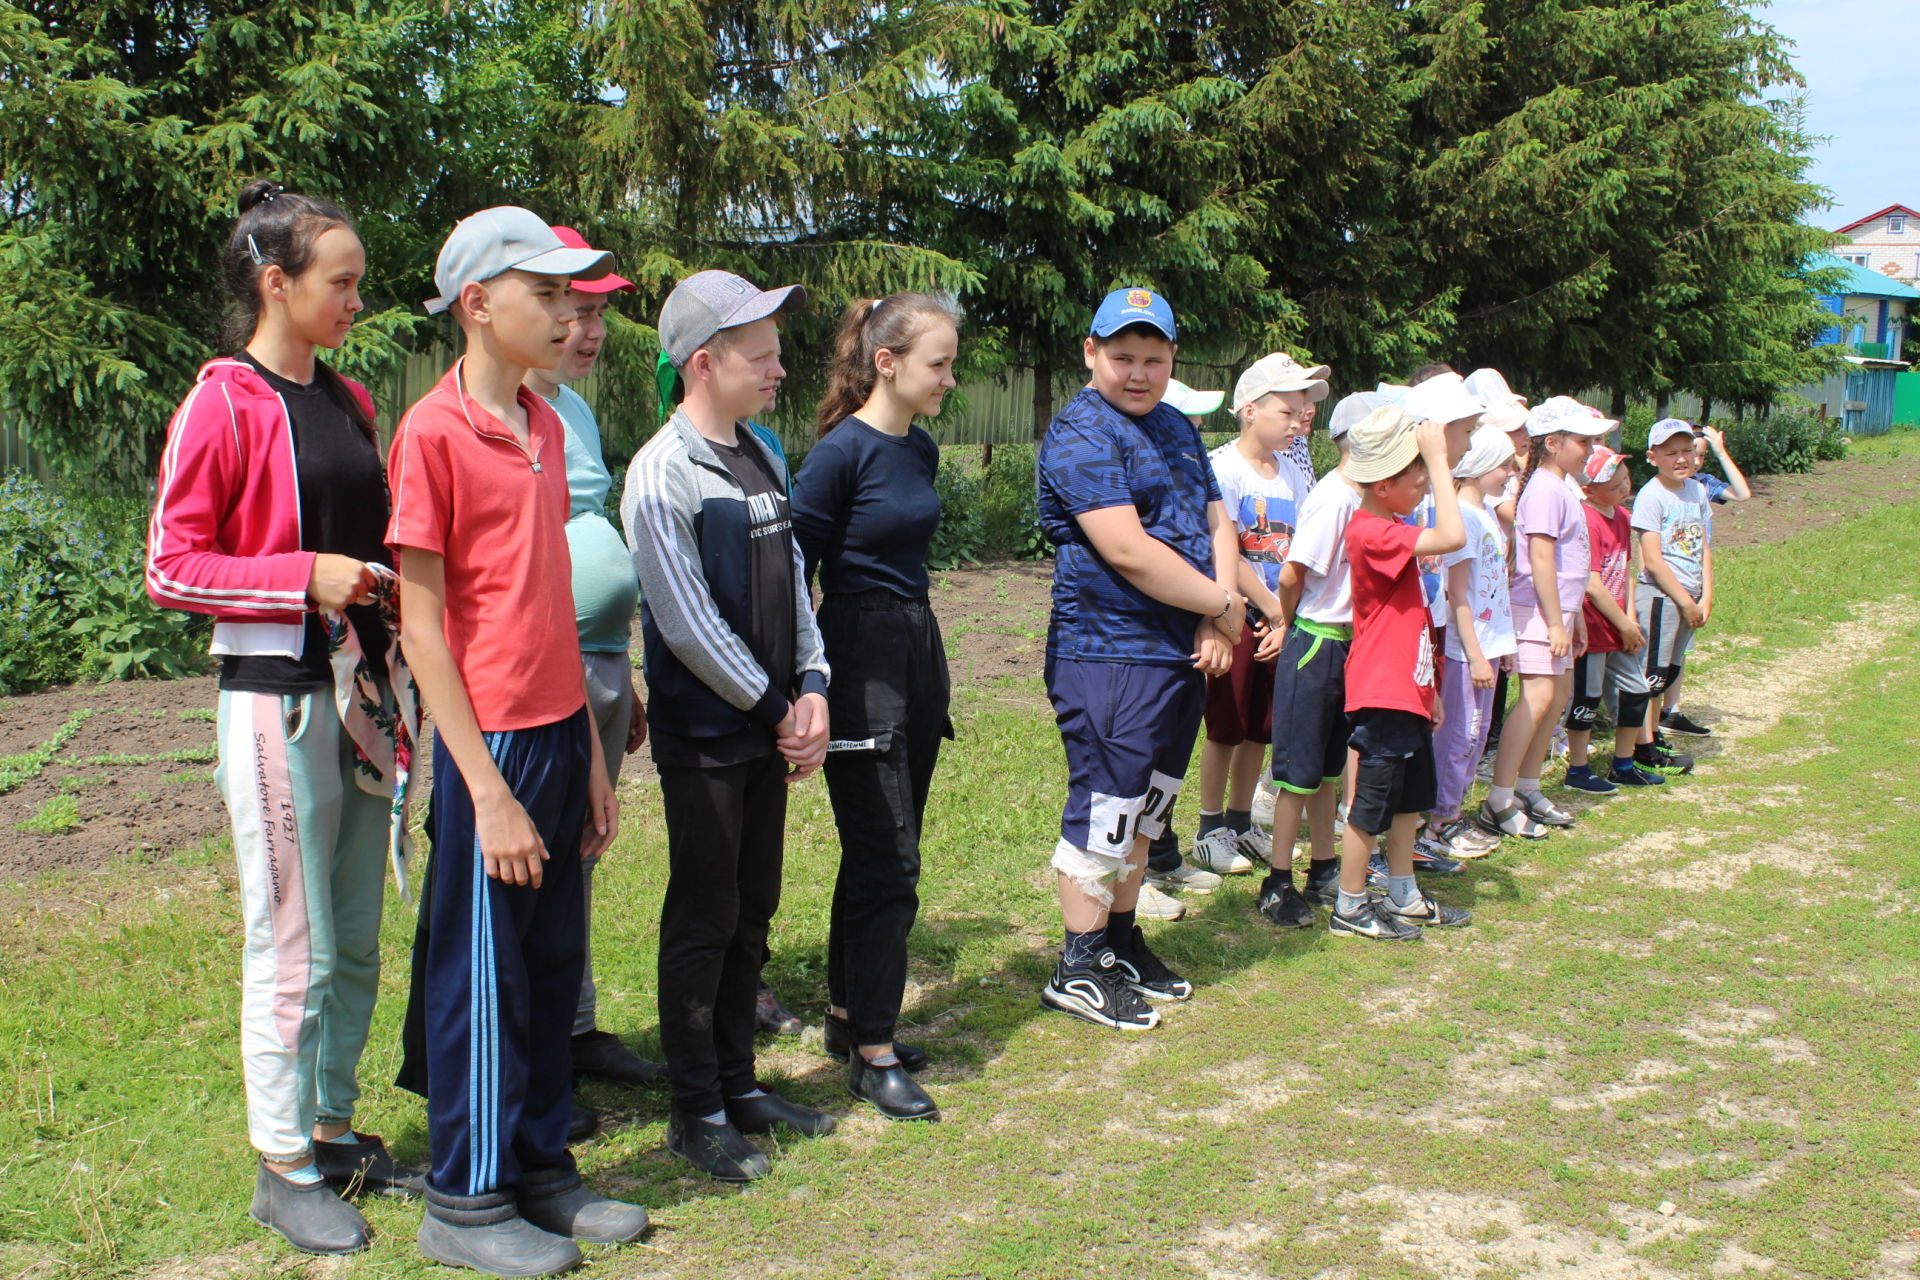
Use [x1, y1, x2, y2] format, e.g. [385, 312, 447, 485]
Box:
[1890, 215, 1908, 233]
[1842, 253, 1870, 266]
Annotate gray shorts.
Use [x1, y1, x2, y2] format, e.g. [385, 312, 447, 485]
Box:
[1635, 583, 1695, 693]
[1568, 648, 1652, 730]
[583, 649, 635, 789]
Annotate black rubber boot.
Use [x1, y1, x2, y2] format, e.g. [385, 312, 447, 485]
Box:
[725, 1088, 837, 1137]
[417, 1183, 581, 1278]
[570, 1029, 665, 1087]
[311, 1131, 423, 1197]
[823, 1013, 929, 1072]
[665, 1111, 771, 1183]
[567, 1100, 601, 1147]
[250, 1158, 372, 1255]
[517, 1167, 649, 1244]
[848, 1055, 940, 1122]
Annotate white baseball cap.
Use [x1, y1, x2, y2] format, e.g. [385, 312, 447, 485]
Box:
[1525, 395, 1616, 438]
[1162, 378, 1226, 417]
[1328, 391, 1387, 439]
[1647, 417, 1695, 447]
[1402, 371, 1485, 426]
[425, 207, 612, 315]
[1232, 353, 1331, 412]
[1463, 367, 1528, 408]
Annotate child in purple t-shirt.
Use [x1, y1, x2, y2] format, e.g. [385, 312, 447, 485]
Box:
[1477, 397, 1612, 840]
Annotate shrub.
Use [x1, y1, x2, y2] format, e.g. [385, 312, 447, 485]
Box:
[0, 471, 206, 694]
[980, 443, 1052, 560]
[928, 455, 988, 569]
[1620, 403, 1844, 477]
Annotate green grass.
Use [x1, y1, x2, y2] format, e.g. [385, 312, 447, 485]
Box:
[3, 493, 1919, 1278]
[12, 794, 80, 835]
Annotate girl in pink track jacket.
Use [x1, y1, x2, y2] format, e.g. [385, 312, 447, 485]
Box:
[146, 181, 421, 1257]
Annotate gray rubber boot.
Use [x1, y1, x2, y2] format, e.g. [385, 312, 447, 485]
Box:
[250, 1159, 372, 1255]
[418, 1183, 582, 1278]
[518, 1167, 649, 1244]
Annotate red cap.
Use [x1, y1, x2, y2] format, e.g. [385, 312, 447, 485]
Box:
[551, 227, 634, 294]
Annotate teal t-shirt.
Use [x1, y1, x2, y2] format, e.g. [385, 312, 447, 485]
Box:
[550, 385, 640, 653]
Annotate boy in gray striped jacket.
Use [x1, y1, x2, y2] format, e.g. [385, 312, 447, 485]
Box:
[619, 270, 833, 1182]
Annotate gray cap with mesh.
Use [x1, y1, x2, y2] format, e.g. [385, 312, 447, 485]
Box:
[658, 270, 807, 368]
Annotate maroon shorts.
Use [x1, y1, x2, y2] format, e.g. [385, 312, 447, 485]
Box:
[1203, 621, 1275, 745]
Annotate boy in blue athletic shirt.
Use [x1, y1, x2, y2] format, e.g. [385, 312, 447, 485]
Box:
[1035, 288, 1241, 1030]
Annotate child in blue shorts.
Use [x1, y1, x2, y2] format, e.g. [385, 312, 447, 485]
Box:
[1035, 287, 1241, 1030]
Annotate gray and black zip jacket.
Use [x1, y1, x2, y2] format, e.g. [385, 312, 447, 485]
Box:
[620, 409, 829, 739]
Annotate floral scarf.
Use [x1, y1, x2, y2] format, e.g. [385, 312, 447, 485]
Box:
[325, 564, 419, 904]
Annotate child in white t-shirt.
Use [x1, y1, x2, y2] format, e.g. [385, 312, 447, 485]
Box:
[1426, 427, 1518, 856]
[1191, 355, 1324, 896]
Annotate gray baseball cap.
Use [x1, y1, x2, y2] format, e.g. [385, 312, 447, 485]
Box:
[424, 206, 612, 315]
[659, 270, 807, 368]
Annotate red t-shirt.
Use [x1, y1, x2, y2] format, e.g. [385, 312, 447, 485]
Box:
[1581, 502, 1632, 654]
[1344, 510, 1436, 720]
[386, 362, 585, 731]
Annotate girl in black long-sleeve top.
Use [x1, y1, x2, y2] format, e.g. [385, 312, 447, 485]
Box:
[792, 293, 961, 1122]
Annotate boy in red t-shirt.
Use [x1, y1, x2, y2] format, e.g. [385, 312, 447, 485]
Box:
[1562, 446, 1662, 792]
[389, 208, 646, 1274]
[1335, 406, 1472, 941]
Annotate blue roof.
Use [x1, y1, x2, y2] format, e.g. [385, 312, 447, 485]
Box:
[1810, 252, 1920, 301]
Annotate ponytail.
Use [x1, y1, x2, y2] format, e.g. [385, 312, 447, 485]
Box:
[222, 180, 375, 438]
[814, 292, 963, 439]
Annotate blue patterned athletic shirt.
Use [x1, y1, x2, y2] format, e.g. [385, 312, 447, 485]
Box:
[1038, 387, 1222, 666]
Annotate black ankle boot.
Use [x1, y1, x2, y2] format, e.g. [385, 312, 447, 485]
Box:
[725, 1088, 836, 1137]
[848, 1054, 940, 1122]
[823, 1013, 928, 1072]
[665, 1111, 771, 1182]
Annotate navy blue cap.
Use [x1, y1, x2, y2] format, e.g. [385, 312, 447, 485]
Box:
[1090, 287, 1176, 341]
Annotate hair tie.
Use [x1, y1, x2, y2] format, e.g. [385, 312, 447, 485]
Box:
[261, 183, 283, 204]
[247, 234, 264, 266]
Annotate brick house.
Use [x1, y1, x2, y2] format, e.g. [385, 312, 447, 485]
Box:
[1833, 204, 1920, 285]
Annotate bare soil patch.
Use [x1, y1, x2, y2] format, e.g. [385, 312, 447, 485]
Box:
[1709, 445, 1920, 552]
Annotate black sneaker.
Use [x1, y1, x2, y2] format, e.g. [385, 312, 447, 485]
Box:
[1410, 845, 1466, 875]
[1606, 762, 1666, 788]
[1636, 737, 1695, 775]
[1039, 952, 1160, 1029]
[1381, 892, 1473, 929]
[1660, 709, 1713, 738]
[1257, 879, 1316, 929]
[1328, 898, 1422, 942]
[1111, 925, 1193, 1000]
[1300, 863, 1341, 906]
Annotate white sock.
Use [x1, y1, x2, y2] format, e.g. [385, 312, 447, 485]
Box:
[279, 1163, 324, 1185]
[729, 1087, 767, 1100]
[1488, 784, 1515, 810]
[1518, 776, 1541, 798]
[700, 1109, 728, 1125]
[319, 1130, 359, 1145]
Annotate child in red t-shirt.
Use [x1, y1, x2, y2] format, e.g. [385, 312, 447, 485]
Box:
[1563, 446, 1662, 792]
[1335, 407, 1472, 941]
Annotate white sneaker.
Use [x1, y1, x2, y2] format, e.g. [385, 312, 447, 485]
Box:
[1191, 827, 1254, 875]
[1235, 826, 1274, 866]
[1333, 802, 1348, 838]
[1146, 863, 1223, 895]
[1136, 883, 1186, 921]
[1250, 782, 1277, 830]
